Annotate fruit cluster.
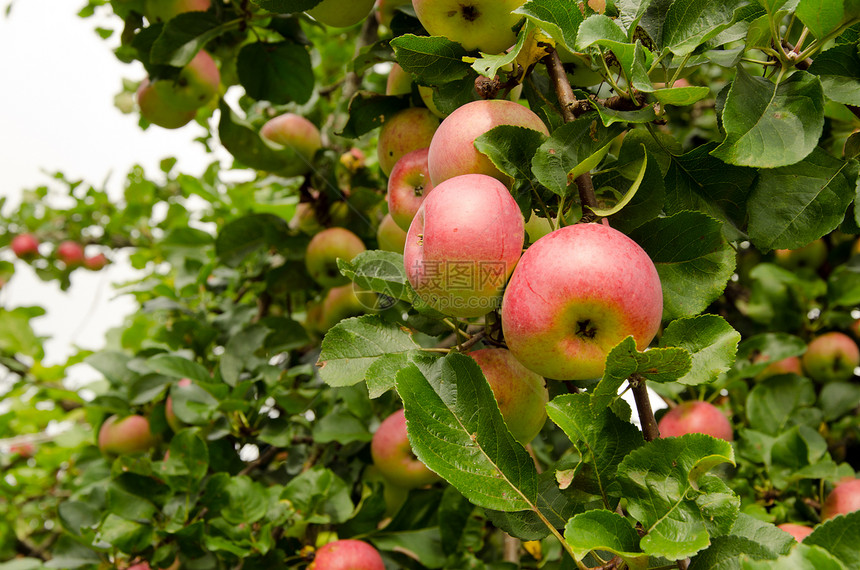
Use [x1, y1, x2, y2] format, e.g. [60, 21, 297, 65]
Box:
[9, 233, 108, 271]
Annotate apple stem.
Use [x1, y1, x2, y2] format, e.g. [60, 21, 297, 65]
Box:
[630, 374, 660, 442]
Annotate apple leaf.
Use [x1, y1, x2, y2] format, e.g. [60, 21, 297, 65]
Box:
[629, 211, 736, 320]
[661, 0, 749, 56]
[827, 256, 860, 307]
[390, 34, 471, 85]
[688, 535, 780, 569]
[660, 315, 740, 386]
[618, 434, 738, 560]
[652, 85, 712, 106]
[474, 125, 548, 183]
[711, 67, 824, 168]
[146, 354, 211, 383]
[600, 150, 666, 233]
[169, 383, 220, 426]
[218, 101, 295, 173]
[469, 21, 529, 79]
[795, 0, 845, 39]
[150, 12, 233, 67]
[746, 375, 817, 436]
[805, 510, 860, 569]
[337, 91, 412, 138]
[237, 42, 314, 105]
[809, 44, 860, 105]
[250, 0, 322, 13]
[214, 212, 293, 268]
[576, 19, 654, 93]
[163, 429, 209, 490]
[747, 147, 858, 251]
[514, 0, 585, 52]
[280, 467, 354, 525]
[588, 145, 647, 217]
[532, 114, 625, 196]
[741, 544, 846, 570]
[728, 513, 796, 556]
[337, 250, 414, 303]
[395, 352, 539, 512]
[564, 510, 647, 570]
[546, 393, 644, 504]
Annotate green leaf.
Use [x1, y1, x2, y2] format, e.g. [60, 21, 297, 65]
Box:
[281, 466, 354, 524]
[150, 12, 232, 67]
[565, 510, 647, 569]
[732, 332, 807, 379]
[395, 352, 539, 511]
[795, 0, 845, 39]
[0, 306, 45, 359]
[514, 0, 585, 51]
[474, 125, 549, 182]
[746, 375, 817, 435]
[689, 535, 779, 569]
[660, 315, 740, 386]
[215, 212, 290, 267]
[221, 476, 269, 525]
[220, 324, 269, 386]
[317, 315, 420, 388]
[601, 149, 666, 233]
[169, 383, 220, 425]
[312, 411, 372, 444]
[218, 101, 294, 172]
[819, 381, 860, 420]
[711, 67, 824, 168]
[337, 250, 413, 302]
[741, 543, 847, 570]
[728, 513, 796, 556]
[107, 483, 157, 522]
[618, 434, 738, 560]
[470, 21, 530, 78]
[371, 528, 446, 569]
[809, 44, 860, 105]
[163, 429, 210, 487]
[237, 42, 314, 105]
[250, 0, 321, 13]
[588, 146, 648, 217]
[390, 34, 471, 85]
[630, 211, 736, 320]
[662, 0, 749, 56]
[828, 256, 860, 306]
[98, 514, 154, 553]
[747, 147, 858, 251]
[805, 510, 860, 568]
[146, 354, 210, 383]
[652, 85, 712, 106]
[337, 91, 412, 139]
[576, 14, 629, 49]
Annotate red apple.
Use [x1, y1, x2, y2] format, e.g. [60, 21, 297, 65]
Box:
[501, 223, 663, 380]
[84, 253, 109, 271]
[144, 0, 210, 22]
[305, 228, 367, 288]
[412, 0, 526, 54]
[10, 233, 39, 259]
[309, 539, 385, 570]
[137, 79, 196, 129]
[165, 377, 193, 433]
[802, 331, 860, 383]
[371, 409, 439, 489]
[306, 0, 376, 27]
[657, 401, 733, 442]
[404, 174, 524, 318]
[821, 478, 860, 520]
[377, 213, 407, 253]
[755, 355, 803, 380]
[98, 414, 157, 455]
[777, 523, 813, 542]
[469, 348, 548, 444]
[427, 99, 549, 187]
[387, 148, 434, 231]
[9, 442, 36, 458]
[260, 113, 323, 177]
[56, 240, 85, 267]
[152, 50, 220, 112]
[377, 107, 439, 177]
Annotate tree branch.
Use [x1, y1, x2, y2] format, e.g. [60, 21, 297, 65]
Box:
[630, 374, 660, 442]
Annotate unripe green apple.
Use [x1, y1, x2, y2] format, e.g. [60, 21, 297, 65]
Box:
[144, 0, 210, 22]
[306, 0, 376, 28]
[319, 284, 370, 330]
[289, 203, 324, 235]
[56, 240, 85, 267]
[469, 348, 548, 444]
[802, 332, 860, 384]
[375, 0, 410, 27]
[260, 113, 323, 177]
[821, 478, 860, 520]
[377, 108, 439, 176]
[98, 414, 157, 455]
[305, 227, 367, 288]
[417, 85, 447, 118]
[10, 233, 40, 259]
[152, 50, 220, 112]
[385, 63, 412, 96]
[773, 239, 827, 270]
[427, 99, 548, 187]
[309, 539, 385, 570]
[777, 523, 813, 543]
[371, 409, 439, 489]
[501, 223, 663, 380]
[377, 213, 407, 253]
[165, 377, 193, 432]
[657, 401, 733, 442]
[387, 147, 434, 232]
[137, 80, 196, 129]
[412, 0, 526, 54]
[404, 174, 524, 318]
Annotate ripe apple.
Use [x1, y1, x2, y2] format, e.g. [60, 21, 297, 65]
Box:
[802, 331, 860, 383]
[821, 478, 860, 520]
[98, 414, 157, 455]
[56, 240, 85, 267]
[305, 227, 367, 288]
[377, 107, 440, 177]
[10, 233, 39, 259]
[84, 253, 109, 271]
[427, 99, 549, 186]
[404, 174, 524, 318]
[501, 223, 663, 380]
[137, 79, 196, 129]
[773, 239, 827, 270]
[152, 50, 220, 112]
[9, 442, 36, 458]
[306, 0, 376, 28]
[371, 409, 439, 489]
[127, 558, 180, 570]
[260, 113, 323, 177]
[377, 213, 407, 253]
[777, 523, 813, 543]
[385, 63, 412, 96]
[309, 539, 385, 570]
[165, 377, 193, 432]
[755, 355, 803, 381]
[656, 401, 733, 441]
[469, 348, 548, 444]
[144, 0, 210, 22]
[411, 0, 526, 54]
[387, 147, 434, 232]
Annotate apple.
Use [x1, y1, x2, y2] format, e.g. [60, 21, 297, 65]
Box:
[802, 331, 860, 383]
[417, 85, 447, 118]
[319, 284, 372, 330]
[427, 99, 549, 187]
[385, 63, 412, 96]
[152, 50, 220, 112]
[387, 147, 435, 231]
[371, 409, 440, 489]
[377, 213, 407, 253]
[84, 253, 109, 271]
[656, 401, 733, 442]
[137, 79, 196, 129]
[377, 107, 440, 177]
[290, 203, 324, 235]
[56, 240, 85, 267]
[777, 523, 813, 543]
[501, 223, 663, 380]
[165, 377, 193, 432]
[469, 348, 548, 444]
[773, 239, 827, 270]
[339, 147, 366, 172]
[260, 113, 323, 177]
[404, 174, 524, 318]
[98, 414, 157, 455]
[309, 539, 385, 570]
[9, 442, 36, 458]
[411, 0, 526, 54]
[144, 0, 210, 22]
[305, 227, 367, 288]
[755, 355, 803, 381]
[821, 478, 860, 520]
[306, 0, 376, 28]
[10, 233, 39, 259]
[127, 558, 180, 570]
[376, 0, 411, 27]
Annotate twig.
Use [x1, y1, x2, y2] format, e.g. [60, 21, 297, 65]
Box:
[630, 374, 660, 442]
[543, 50, 577, 123]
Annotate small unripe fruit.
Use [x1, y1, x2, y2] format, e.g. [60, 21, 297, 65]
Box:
[84, 253, 109, 271]
[657, 401, 733, 442]
[11, 233, 39, 259]
[137, 80, 196, 129]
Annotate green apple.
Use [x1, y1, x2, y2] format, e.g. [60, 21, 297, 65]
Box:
[412, 0, 526, 54]
[371, 409, 440, 489]
[152, 50, 220, 112]
[385, 63, 412, 96]
[319, 284, 371, 330]
[260, 113, 323, 177]
[307, 0, 376, 28]
[305, 227, 367, 288]
[137, 80, 196, 129]
[98, 414, 157, 455]
[377, 107, 439, 176]
[377, 213, 407, 253]
[375, 0, 411, 27]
